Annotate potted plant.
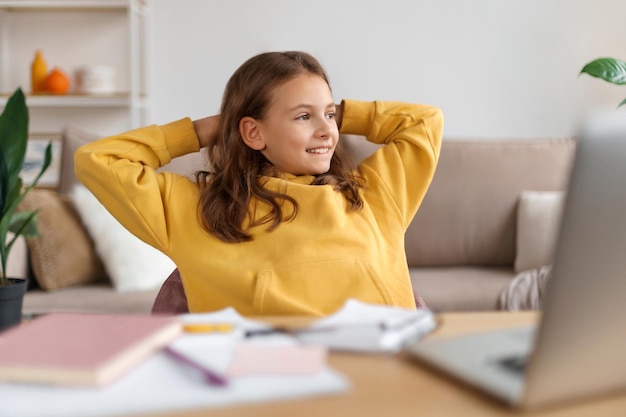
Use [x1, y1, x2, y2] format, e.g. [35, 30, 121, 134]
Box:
[0, 87, 51, 331]
[580, 57, 626, 108]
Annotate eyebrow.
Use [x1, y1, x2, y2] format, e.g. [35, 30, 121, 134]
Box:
[287, 103, 336, 112]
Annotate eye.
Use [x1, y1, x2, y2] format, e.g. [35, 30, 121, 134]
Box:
[325, 112, 336, 119]
[296, 114, 310, 120]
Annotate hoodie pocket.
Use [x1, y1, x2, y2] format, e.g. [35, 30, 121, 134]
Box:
[252, 259, 393, 315]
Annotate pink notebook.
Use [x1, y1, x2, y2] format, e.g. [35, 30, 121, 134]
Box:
[0, 312, 182, 387]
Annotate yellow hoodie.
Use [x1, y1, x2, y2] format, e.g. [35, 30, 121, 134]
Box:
[75, 100, 443, 316]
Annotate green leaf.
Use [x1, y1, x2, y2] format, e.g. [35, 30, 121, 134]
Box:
[27, 141, 53, 188]
[0, 177, 23, 282]
[0, 148, 7, 215]
[0, 88, 29, 202]
[580, 57, 626, 85]
[8, 210, 39, 237]
[618, 97, 626, 109]
[0, 177, 23, 240]
[0, 87, 31, 283]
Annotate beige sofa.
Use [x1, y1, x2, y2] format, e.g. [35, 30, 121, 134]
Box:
[10, 127, 576, 315]
[400, 137, 575, 311]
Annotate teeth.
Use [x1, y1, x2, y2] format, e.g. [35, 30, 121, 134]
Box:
[307, 148, 329, 154]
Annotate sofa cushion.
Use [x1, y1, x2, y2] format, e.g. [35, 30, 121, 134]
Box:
[58, 126, 101, 196]
[514, 191, 564, 273]
[410, 266, 514, 312]
[18, 189, 107, 290]
[23, 284, 160, 315]
[70, 185, 176, 292]
[405, 138, 576, 267]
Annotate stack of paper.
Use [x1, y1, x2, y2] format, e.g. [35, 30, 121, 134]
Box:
[294, 299, 437, 353]
[0, 308, 348, 417]
[0, 300, 433, 417]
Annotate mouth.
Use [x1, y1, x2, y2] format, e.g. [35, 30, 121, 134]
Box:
[306, 147, 331, 154]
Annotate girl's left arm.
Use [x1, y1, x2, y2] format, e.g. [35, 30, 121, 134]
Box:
[339, 100, 444, 227]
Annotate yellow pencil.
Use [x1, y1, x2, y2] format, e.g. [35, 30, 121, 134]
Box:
[183, 323, 234, 333]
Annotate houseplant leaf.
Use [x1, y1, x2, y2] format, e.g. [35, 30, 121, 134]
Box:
[4, 210, 38, 267]
[580, 57, 626, 85]
[27, 140, 53, 188]
[0, 87, 51, 285]
[0, 88, 29, 202]
[9, 210, 39, 237]
[0, 139, 50, 283]
[0, 177, 23, 282]
[0, 148, 7, 215]
[3, 142, 50, 238]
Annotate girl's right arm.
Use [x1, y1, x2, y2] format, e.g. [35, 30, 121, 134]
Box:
[74, 118, 205, 252]
[193, 114, 220, 148]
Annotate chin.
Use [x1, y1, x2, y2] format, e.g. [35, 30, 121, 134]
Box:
[311, 165, 332, 175]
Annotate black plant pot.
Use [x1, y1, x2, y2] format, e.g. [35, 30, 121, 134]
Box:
[0, 278, 27, 332]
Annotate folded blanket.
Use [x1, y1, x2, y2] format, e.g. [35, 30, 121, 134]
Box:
[498, 265, 552, 311]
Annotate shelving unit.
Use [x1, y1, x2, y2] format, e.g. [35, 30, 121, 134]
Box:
[0, 0, 150, 134]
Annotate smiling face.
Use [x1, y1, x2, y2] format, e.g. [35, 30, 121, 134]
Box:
[247, 74, 339, 176]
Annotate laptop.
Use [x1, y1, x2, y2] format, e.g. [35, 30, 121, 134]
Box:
[405, 113, 626, 410]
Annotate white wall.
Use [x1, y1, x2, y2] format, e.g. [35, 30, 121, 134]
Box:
[151, 0, 626, 139]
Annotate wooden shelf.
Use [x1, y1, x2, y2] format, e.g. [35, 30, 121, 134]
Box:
[0, 1, 138, 11]
[0, 93, 149, 108]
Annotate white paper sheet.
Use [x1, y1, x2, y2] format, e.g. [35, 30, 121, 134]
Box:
[296, 299, 437, 353]
[0, 308, 349, 417]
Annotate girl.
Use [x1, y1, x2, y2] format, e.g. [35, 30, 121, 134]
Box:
[75, 51, 443, 316]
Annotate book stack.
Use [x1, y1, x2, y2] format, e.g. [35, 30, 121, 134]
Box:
[0, 312, 182, 387]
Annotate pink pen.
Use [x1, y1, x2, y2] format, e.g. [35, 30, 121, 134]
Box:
[164, 346, 229, 387]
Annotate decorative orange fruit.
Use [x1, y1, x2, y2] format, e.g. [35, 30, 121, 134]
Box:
[43, 67, 71, 94]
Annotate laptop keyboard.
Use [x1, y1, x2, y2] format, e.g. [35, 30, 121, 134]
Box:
[498, 355, 528, 375]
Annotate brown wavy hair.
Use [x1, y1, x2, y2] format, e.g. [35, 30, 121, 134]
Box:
[196, 51, 363, 243]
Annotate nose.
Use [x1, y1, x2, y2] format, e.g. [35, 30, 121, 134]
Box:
[316, 117, 333, 138]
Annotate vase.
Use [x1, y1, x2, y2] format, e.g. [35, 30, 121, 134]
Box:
[0, 278, 27, 332]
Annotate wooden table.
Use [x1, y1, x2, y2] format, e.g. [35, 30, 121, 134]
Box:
[141, 312, 626, 417]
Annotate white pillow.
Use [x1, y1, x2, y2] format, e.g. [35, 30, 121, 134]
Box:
[515, 191, 565, 273]
[70, 185, 175, 292]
